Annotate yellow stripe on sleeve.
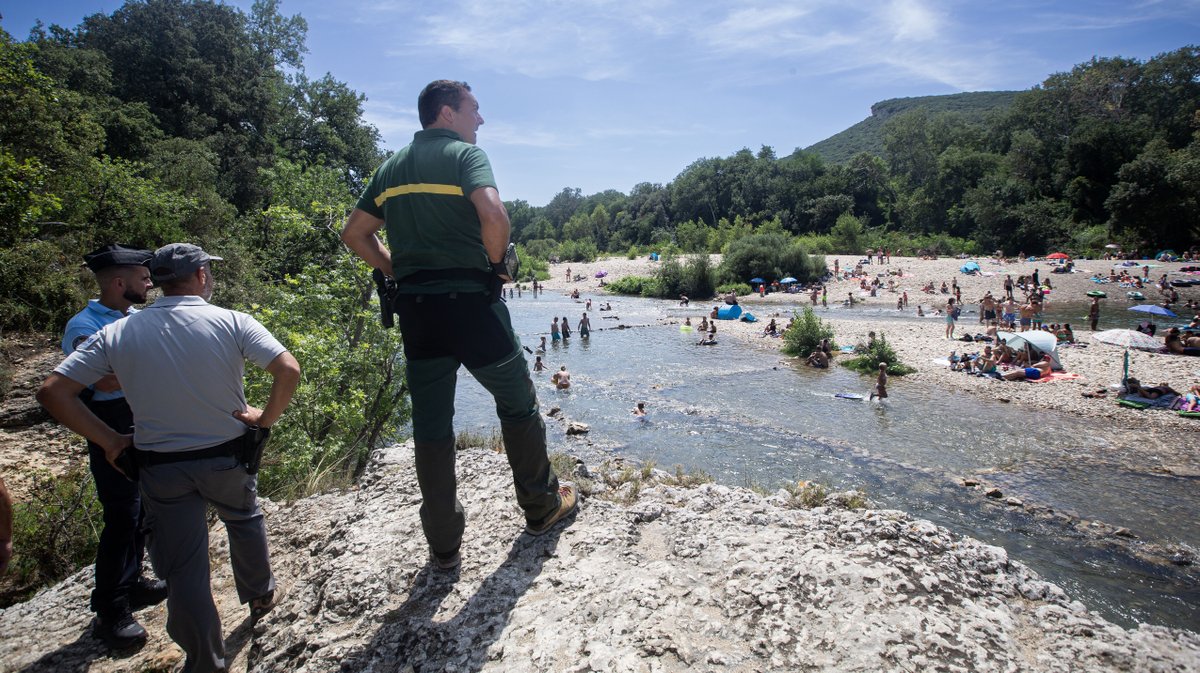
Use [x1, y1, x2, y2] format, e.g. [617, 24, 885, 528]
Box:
[374, 183, 464, 207]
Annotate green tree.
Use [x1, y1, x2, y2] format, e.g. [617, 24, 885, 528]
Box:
[830, 212, 865, 253]
[247, 255, 409, 498]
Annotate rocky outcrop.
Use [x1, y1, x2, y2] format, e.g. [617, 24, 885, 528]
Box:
[2, 444, 1198, 672]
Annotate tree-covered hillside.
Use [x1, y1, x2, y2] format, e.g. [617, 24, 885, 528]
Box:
[803, 91, 1020, 164]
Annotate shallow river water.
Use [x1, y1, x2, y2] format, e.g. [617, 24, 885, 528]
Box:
[440, 292, 1198, 631]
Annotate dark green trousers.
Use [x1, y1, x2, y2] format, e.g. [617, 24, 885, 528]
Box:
[395, 291, 560, 555]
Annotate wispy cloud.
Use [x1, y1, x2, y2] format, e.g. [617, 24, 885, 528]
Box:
[1018, 0, 1200, 32]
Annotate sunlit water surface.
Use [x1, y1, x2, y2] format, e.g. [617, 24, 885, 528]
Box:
[431, 291, 1198, 631]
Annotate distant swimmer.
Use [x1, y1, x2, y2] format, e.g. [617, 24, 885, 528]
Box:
[551, 366, 571, 390]
[632, 401, 646, 417]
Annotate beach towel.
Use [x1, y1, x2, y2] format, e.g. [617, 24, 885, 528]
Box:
[1027, 372, 1082, 383]
[1118, 393, 1179, 409]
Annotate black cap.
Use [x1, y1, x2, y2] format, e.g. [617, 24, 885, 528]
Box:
[83, 244, 153, 272]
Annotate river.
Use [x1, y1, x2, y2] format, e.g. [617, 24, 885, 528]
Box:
[441, 291, 1199, 631]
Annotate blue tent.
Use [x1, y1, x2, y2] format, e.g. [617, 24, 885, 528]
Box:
[717, 304, 743, 320]
[739, 311, 757, 323]
[960, 261, 980, 274]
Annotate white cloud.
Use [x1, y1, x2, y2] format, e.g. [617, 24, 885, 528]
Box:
[885, 0, 943, 42]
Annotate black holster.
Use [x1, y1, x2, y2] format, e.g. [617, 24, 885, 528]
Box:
[239, 426, 271, 475]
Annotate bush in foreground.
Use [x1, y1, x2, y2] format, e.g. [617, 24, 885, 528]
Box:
[782, 307, 836, 357]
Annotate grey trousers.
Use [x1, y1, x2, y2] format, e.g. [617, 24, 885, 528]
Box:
[139, 455, 274, 673]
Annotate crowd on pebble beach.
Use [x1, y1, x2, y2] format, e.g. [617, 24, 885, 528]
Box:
[532, 252, 1200, 445]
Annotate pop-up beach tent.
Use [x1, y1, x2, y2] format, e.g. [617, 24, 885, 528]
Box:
[717, 304, 743, 320]
[997, 330, 1062, 370]
[960, 261, 980, 274]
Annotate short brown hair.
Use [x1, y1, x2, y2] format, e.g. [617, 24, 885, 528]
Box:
[418, 80, 471, 127]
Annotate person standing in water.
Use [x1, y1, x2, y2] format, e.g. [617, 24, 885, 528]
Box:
[560, 315, 572, 339]
[869, 362, 889, 401]
[578, 312, 591, 338]
[551, 366, 571, 389]
[551, 317, 560, 341]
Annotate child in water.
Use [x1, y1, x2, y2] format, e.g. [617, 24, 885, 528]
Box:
[869, 362, 888, 401]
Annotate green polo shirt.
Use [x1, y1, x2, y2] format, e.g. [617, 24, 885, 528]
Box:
[357, 128, 497, 293]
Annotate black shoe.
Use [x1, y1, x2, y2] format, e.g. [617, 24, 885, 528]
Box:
[130, 576, 168, 610]
[93, 611, 148, 650]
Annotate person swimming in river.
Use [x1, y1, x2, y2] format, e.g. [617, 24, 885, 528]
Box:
[632, 401, 646, 417]
[551, 366, 571, 389]
[533, 356, 545, 372]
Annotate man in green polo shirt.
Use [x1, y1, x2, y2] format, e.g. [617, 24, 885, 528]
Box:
[341, 80, 576, 571]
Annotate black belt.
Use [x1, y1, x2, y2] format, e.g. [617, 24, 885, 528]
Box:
[398, 267, 492, 287]
[133, 436, 242, 467]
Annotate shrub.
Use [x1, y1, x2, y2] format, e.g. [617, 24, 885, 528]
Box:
[660, 464, 714, 487]
[680, 254, 716, 298]
[840, 331, 916, 375]
[515, 244, 550, 282]
[0, 239, 89, 333]
[557, 238, 599, 263]
[782, 307, 836, 357]
[245, 254, 410, 499]
[716, 282, 751, 296]
[605, 275, 657, 296]
[8, 465, 102, 599]
[784, 480, 828, 509]
[455, 428, 503, 452]
[719, 232, 825, 286]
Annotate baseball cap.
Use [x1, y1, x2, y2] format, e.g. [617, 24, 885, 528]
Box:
[149, 243, 223, 283]
[82, 243, 153, 272]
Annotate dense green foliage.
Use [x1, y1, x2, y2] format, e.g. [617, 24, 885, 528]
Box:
[500, 48, 1198, 259]
[781, 308, 836, 358]
[0, 3, 405, 502]
[804, 91, 1020, 163]
[841, 332, 916, 376]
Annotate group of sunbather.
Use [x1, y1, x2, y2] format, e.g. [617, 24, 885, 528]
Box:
[949, 338, 1054, 380]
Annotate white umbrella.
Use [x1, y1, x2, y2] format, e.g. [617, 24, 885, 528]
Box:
[1104, 244, 1120, 249]
[1092, 329, 1162, 351]
[997, 330, 1063, 370]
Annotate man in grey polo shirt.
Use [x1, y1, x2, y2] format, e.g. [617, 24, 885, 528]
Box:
[38, 243, 301, 673]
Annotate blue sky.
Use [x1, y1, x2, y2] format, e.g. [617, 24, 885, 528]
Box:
[4, 0, 1198, 206]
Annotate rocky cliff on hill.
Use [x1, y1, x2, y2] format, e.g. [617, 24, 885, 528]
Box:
[1, 444, 1197, 673]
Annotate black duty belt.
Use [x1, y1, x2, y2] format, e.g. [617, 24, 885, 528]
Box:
[398, 268, 493, 286]
[133, 436, 242, 467]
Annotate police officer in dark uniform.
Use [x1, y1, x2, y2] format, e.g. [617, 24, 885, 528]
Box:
[341, 80, 576, 570]
[60, 244, 167, 648]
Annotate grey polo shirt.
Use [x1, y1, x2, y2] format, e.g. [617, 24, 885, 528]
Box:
[55, 295, 288, 453]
